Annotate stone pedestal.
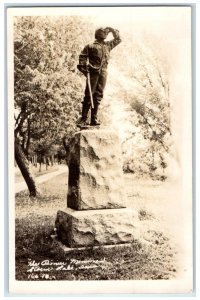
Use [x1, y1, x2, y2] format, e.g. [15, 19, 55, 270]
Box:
[55, 129, 139, 248]
[67, 129, 125, 210]
[56, 208, 138, 247]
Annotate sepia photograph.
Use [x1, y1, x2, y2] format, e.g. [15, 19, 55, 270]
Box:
[7, 4, 193, 295]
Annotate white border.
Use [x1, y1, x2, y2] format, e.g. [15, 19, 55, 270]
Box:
[2, 0, 199, 298]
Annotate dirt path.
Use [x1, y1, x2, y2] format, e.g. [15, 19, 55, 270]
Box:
[15, 165, 68, 194]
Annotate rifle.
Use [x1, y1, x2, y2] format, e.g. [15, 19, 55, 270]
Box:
[87, 71, 94, 109]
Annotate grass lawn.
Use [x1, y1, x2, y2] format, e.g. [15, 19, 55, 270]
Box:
[15, 173, 184, 281]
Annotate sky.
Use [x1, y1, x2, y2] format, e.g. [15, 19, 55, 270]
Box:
[8, 6, 191, 39]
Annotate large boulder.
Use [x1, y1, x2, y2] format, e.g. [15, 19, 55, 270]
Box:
[55, 208, 139, 247]
[67, 129, 126, 210]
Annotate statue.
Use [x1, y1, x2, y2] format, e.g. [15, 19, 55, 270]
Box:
[77, 27, 121, 128]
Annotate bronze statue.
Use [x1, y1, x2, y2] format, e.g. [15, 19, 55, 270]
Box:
[77, 27, 121, 127]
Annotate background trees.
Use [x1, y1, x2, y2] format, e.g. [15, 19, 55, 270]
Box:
[14, 16, 93, 148]
[101, 32, 173, 179]
[14, 16, 175, 195]
[14, 16, 93, 195]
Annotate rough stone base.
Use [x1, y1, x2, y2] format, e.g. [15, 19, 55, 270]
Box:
[67, 129, 126, 210]
[55, 208, 139, 248]
[51, 235, 134, 253]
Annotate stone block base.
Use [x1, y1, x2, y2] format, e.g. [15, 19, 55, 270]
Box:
[55, 208, 139, 248]
[67, 129, 126, 210]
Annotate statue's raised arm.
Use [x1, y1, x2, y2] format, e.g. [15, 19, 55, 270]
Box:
[104, 27, 122, 50]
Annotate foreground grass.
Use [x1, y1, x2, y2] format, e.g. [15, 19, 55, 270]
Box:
[15, 174, 180, 281]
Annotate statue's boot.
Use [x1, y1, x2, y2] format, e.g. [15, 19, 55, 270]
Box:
[90, 103, 101, 126]
[77, 104, 90, 127]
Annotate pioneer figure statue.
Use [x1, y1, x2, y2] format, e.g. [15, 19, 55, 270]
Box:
[77, 27, 121, 127]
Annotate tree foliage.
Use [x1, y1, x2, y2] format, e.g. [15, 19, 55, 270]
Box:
[101, 32, 172, 179]
[14, 16, 93, 157]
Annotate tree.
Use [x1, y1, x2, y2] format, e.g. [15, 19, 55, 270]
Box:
[14, 16, 93, 195]
[100, 32, 172, 179]
[15, 138, 40, 196]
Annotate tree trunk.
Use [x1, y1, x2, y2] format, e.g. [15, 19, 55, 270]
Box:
[51, 155, 54, 166]
[15, 139, 40, 197]
[152, 148, 155, 169]
[62, 136, 70, 165]
[34, 154, 37, 167]
[25, 117, 31, 156]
